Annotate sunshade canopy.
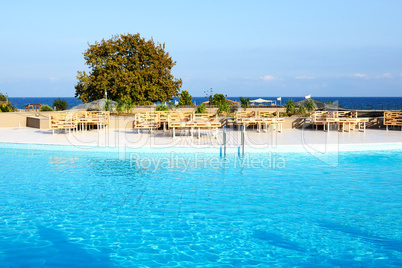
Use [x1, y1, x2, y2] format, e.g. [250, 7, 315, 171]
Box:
[249, 98, 272, 103]
[70, 98, 117, 111]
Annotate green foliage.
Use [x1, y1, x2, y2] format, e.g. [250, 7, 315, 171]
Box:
[240, 97, 249, 110]
[210, 93, 226, 105]
[39, 105, 54, 111]
[179, 90, 193, 106]
[116, 99, 125, 113]
[306, 99, 315, 111]
[217, 101, 231, 115]
[285, 98, 295, 114]
[53, 98, 68, 111]
[167, 101, 178, 109]
[297, 105, 306, 114]
[204, 92, 231, 114]
[0, 102, 14, 112]
[75, 33, 182, 104]
[156, 104, 169, 111]
[195, 103, 207, 114]
[105, 100, 112, 111]
[0, 92, 12, 112]
[125, 99, 134, 113]
[326, 100, 338, 106]
[0, 92, 7, 101]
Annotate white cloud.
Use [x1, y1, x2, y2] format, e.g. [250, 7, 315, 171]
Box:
[49, 77, 59, 82]
[353, 73, 367, 78]
[295, 76, 315, 80]
[261, 75, 276, 81]
[375, 73, 393, 79]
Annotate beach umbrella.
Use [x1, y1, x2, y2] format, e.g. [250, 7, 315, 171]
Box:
[249, 98, 276, 105]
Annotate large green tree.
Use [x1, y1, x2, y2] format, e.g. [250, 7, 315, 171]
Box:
[75, 33, 182, 104]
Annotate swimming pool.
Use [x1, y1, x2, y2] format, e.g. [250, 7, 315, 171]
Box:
[0, 143, 401, 267]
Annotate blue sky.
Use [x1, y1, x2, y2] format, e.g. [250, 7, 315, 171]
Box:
[1, 0, 401, 97]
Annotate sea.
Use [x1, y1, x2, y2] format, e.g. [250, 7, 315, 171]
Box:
[8, 96, 402, 111]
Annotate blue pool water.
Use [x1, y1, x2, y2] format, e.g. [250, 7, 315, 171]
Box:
[0, 144, 401, 267]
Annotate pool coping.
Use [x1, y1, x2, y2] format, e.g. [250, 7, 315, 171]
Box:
[1, 141, 401, 154]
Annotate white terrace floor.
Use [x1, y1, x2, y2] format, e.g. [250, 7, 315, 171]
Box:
[0, 127, 401, 152]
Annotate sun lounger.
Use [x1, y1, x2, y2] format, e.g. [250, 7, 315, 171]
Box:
[310, 111, 329, 130]
[169, 112, 221, 139]
[134, 113, 160, 133]
[312, 111, 368, 132]
[49, 111, 110, 134]
[384, 111, 402, 131]
[257, 111, 282, 132]
[49, 113, 77, 134]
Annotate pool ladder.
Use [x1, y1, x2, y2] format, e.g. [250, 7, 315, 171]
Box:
[220, 125, 245, 158]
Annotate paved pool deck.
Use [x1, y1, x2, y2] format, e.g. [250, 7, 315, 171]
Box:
[0, 127, 401, 153]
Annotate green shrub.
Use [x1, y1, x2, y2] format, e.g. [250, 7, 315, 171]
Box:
[210, 93, 226, 105]
[39, 105, 54, 111]
[0, 103, 14, 112]
[285, 99, 295, 114]
[306, 99, 315, 111]
[125, 99, 134, 113]
[195, 103, 207, 114]
[240, 97, 249, 110]
[168, 101, 178, 109]
[298, 105, 306, 114]
[326, 100, 338, 106]
[156, 104, 169, 111]
[0, 92, 7, 101]
[53, 98, 68, 111]
[105, 100, 111, 111]
[217, 101, 231, 115]
[116, 99, 125, 113]
[179, 90, 193, 106]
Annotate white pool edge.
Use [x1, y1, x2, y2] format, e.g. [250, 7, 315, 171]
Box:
[0, 141, 401, 154]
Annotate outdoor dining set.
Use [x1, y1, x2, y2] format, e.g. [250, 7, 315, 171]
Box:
[48, 110, 402, 136]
